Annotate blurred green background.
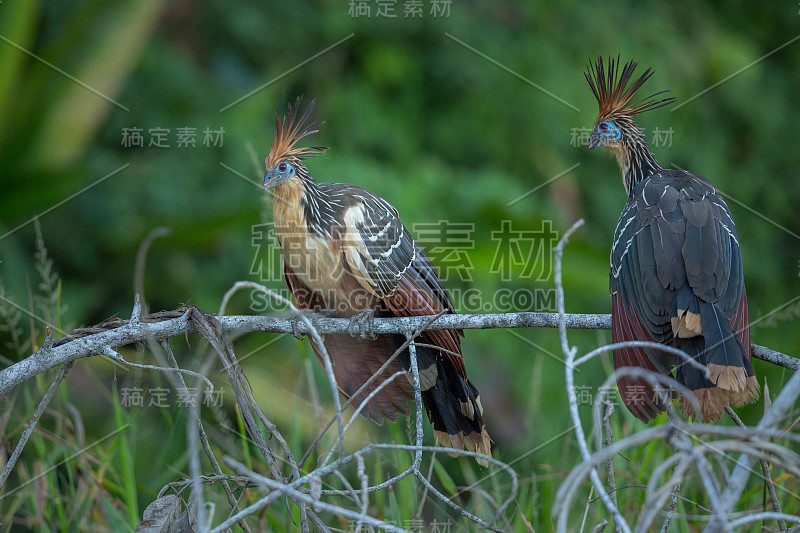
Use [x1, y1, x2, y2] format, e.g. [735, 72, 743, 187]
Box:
[1, 0, 799, 530]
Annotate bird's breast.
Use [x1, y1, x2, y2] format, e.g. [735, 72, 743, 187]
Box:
[275, 219, 345, 299]
[272, 181, 375, 313]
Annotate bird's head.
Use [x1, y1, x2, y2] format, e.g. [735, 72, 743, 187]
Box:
[585, 56, 675, 154]
[264, 97, 328, 190]
[587, 118, 624, 151]
[264, 159, 299, 189]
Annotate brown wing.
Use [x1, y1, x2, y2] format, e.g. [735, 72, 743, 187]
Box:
[338, 192, 465, 375]
[334, 188, 489, 459]
[612, 291, 669, 422]
[732, 287, 750, 360]
[283, 264, 325, 311]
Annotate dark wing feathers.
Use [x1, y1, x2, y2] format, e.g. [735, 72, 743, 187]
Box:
[612, 171, 745, 338]
[734, 289, 749, 355]
[349, 192, 455, 313]
[708, 196, 741, 315]
[611, 170, 751, 420]
[357, 204, 411, 297]
[408, 241, 455, 314]
[618, 221, 672, 342]
[337, 186, 465, 373]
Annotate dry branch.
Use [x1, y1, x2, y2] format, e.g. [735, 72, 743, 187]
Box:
[1, 305, 795, 399]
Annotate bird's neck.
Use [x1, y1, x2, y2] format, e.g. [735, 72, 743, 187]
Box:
[615, 127, 663, 197]
[271, 173, 331, 237]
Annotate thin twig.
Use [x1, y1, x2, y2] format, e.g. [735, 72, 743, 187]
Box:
[303, 310, 446, 471]
[134, 227, 172, 316]
[727, 512, 800, 528]
[659, 481, 681, 533]
[2, 253, 797, 533]
[726, 405, 786, 532]
[601, 401, 622, 533]
[101, 345, 215, 391]
[708, 368, 800, 532]
[213, 442, 517, 533]
[0, 359, 72, 491]
[158, 340, 253, 533]
[220, 457, 410, 533]
[580, 485, 594, 533]
[555, 219, 631, 533]
[192, 308, 310, 532]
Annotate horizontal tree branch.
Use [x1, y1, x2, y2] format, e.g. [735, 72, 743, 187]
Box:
[0, 304, 796, 399]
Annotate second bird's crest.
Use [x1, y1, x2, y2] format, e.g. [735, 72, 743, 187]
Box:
[585, 55, 676, 122]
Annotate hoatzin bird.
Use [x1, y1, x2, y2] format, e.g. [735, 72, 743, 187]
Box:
[585, 57, 759, 422]
[263, 99, 491, 463]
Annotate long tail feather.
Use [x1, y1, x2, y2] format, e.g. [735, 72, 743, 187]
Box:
[674, 299, 759, 420]
[403, 345, 492, 466]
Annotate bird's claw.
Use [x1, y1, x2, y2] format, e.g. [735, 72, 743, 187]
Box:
[291, 313, 311, 340]
[348, 308, 378, 340]
[291, 309, 335, 340]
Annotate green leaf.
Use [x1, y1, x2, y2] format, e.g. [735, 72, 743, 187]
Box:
[28, 0, 164, 171]
[112, 380, 139, 525]
[433, 456, 456, 495]
[0, 0, 40, 136]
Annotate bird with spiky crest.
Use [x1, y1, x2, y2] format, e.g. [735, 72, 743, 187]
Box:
[263, 98, 491, 463]
[585, 56, 759, 421]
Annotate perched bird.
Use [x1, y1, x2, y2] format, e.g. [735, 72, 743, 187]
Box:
[585, 57, 759, 421]
[263, 98, 491, 462]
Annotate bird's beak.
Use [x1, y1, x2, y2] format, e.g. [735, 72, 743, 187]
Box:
[264, 171, 280, 190]
[587, 131, 602, 150]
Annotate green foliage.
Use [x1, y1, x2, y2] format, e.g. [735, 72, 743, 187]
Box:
[1, 0, 799, 530]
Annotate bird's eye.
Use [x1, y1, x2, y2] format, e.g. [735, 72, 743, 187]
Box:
[599, 122, 609, 132]
[278, 162, 287, 172]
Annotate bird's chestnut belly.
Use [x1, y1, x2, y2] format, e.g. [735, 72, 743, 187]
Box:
[278, 230, 374, 314]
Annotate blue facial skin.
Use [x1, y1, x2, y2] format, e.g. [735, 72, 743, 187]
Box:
[587, 121, 622, 149]
[264, 160, 296, 189]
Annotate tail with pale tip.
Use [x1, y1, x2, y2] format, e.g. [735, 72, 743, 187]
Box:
[674, 296, 759, 421]
[405, 345, 492, 467]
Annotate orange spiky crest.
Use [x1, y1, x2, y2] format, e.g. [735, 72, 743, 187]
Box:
[265, 97, 328, 171]
[585, 55, 676, 123]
